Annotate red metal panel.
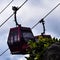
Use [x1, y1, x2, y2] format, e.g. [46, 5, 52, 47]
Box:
[17, 25, 21, 42]
[7, 25, 35, 54]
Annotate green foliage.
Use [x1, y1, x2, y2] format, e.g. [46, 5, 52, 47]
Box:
[26, 36, 59, 60]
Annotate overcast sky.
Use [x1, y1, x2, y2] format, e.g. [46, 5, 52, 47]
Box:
[0, 0, 60, 60]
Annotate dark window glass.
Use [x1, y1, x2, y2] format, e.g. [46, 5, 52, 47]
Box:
[14, 35, 17, 42]
[10, 36, 13, 44]
[22, 32, 34, 41]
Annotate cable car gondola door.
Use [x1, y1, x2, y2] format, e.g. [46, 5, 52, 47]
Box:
[7, 26, 23, 54]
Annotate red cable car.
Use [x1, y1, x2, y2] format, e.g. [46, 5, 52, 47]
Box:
[7, 25, 35, 54]
[7, 6, 35, 54]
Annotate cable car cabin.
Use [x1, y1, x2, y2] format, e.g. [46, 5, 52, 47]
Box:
[35, 35, 51, 41]
[7, 25, 35, 54]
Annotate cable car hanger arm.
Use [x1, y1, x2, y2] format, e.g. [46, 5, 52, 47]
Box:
[12, 0, 28, 26]
[12, 0, 28, 12]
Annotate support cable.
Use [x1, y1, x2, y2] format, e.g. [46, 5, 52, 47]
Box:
[0, 0, 28, 28]
[0, 48, 9, 56]
[0, 14, 14, 27]
[32, 3, 60, 29]
[0, 0, 14, 14]
[31, 3, 60, 35]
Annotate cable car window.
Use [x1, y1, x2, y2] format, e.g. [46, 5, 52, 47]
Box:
[10, 36, 13, 44]
[23, 32, 33, 38]
[14, 35, 17, 42]
[22, 32, 34, 41]
[18, 35, 20, 41]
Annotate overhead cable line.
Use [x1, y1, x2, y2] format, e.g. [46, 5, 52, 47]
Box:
[0, 14, 14, 27]
[0, 48, 9, 56]
[0, 0, 28, 28]
[0, 0, 14, 14]
[32, 3, 60, 29]
[31, 3, 60, 35]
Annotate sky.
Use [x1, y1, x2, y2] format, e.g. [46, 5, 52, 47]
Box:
[0, 0, 60, 60]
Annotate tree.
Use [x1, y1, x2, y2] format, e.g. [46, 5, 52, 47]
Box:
[26, 35, 59, 60]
